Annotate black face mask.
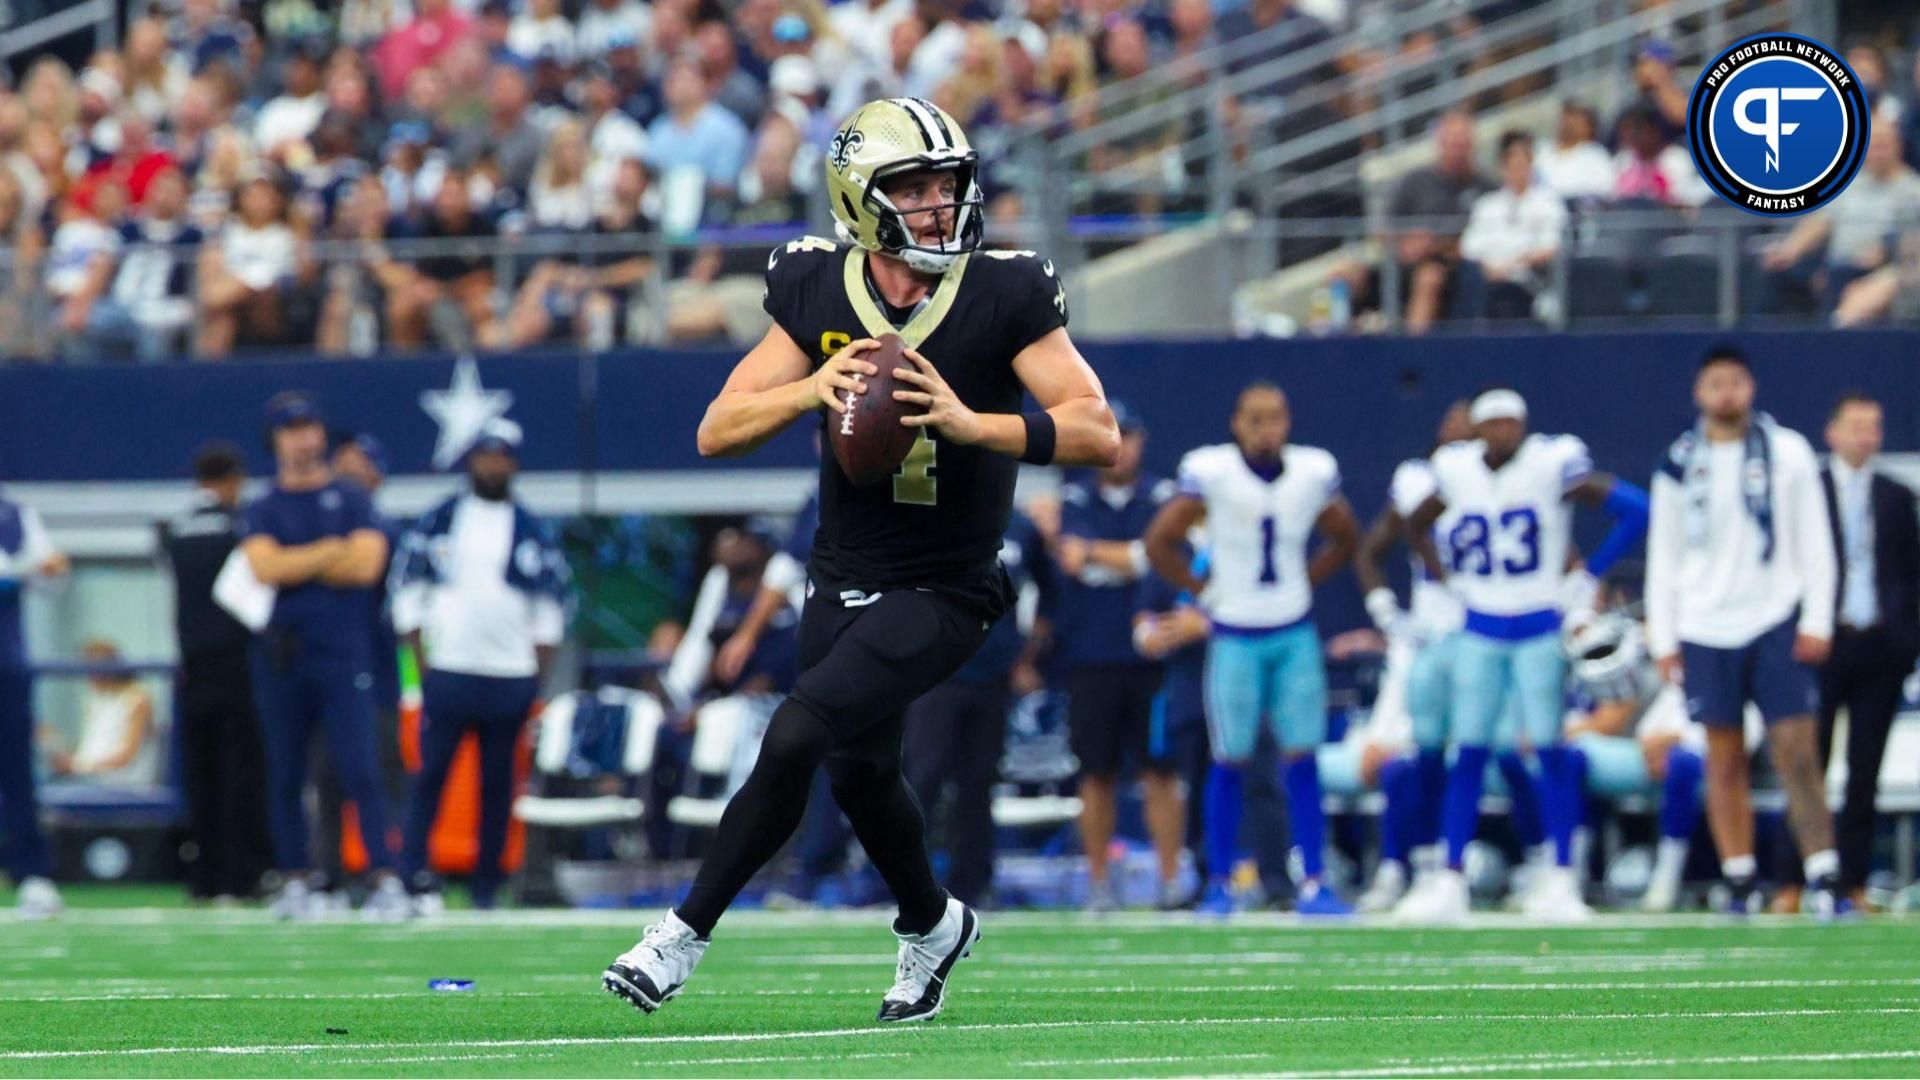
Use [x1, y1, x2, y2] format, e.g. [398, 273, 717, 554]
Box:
[471, 474, 512, 501]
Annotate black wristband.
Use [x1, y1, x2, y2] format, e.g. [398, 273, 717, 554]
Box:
[1019, 411, 1057, 465]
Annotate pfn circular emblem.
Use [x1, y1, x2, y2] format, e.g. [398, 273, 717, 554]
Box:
[1686, 33, 1870, 216]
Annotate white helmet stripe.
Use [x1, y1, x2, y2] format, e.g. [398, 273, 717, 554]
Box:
[894, 97, 950, 152]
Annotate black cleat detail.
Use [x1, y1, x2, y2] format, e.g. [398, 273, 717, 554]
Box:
[876, 906, 979, 1024]
[602, 963, 678, 1014]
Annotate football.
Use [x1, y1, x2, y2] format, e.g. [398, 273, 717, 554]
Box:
[827, 333, 925, 487]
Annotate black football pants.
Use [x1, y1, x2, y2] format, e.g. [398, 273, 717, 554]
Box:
[676, 587, 991, 937]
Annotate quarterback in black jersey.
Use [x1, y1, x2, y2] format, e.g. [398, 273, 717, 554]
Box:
[603, 98, 1119, 1024]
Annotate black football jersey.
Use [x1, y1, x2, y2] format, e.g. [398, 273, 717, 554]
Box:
[763, 237, 1069, 619]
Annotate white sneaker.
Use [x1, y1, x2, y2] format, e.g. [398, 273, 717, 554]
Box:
[1392, 868, 1470, 924]
[1642, 872, 1681, 913]
[1522, 867, 1593, 922]
[1644, 839, 1687, 913]
[1085, 878, 1119, 914]
[603, 911, 709, 1014]
[361, 875, 413, 922]
[877, 896, 980, 1023]
[1356, 861, 1408, 914]
[270, 877, 314, 921]
[17, 876, 62, 920]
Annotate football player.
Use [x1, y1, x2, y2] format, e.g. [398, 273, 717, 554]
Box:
[1393, 388, 1648, 921]
[1144, 382, 1362, 916]
[1561, 610, 1706, 913]
[1354, 401, 1472, 911]
[602, 98, 1119, 1023]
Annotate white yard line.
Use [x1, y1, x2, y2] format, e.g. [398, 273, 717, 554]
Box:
[1275, 1048, 1920, 1078]
[2, 1006, 1913, 1062]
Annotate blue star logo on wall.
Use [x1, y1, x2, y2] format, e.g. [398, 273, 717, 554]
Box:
[420, 356, 514, 470]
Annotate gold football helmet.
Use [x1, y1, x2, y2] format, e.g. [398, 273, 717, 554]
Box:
[825, 97, 984, 273]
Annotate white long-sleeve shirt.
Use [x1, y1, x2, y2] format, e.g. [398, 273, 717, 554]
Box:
[389, 496, 565, 678]
[1644, 423, 1836, 657]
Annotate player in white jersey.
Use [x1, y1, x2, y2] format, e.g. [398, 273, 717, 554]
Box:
[1394, 387, 1648, 922]
[1145, 382, 1361, 916]
[1353, 402, 1473, 911]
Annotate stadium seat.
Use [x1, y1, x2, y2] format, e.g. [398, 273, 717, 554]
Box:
[512, 687, 664, 828]
[991, 692, 1083, 830]
[665, 694, 772, 829]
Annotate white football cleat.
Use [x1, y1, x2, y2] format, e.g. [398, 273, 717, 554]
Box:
[877, 896, 980, 1023]
[269, 877, 315, 921]
[603, 911, 709, 1014]
[17, 876, 62, 920]
[1356, 860, 1408, 914]
[360, 874, 413, 922]
[1392, 868, 1470, 924]
[1521, 867, 1594, 922]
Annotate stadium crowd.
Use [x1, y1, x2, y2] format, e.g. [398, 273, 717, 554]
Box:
[4, 0, 1920, 360]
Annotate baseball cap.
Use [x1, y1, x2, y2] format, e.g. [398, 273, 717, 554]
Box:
[470, 417, 524, 456]
[347, 433, 390, 475]
[265, 391, 326, 429]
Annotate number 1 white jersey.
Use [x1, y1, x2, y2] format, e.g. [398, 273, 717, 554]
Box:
[1177, 443, 1341, 630]
[1429, 433, 1591, 617]
[1389, 457, 1465, 638]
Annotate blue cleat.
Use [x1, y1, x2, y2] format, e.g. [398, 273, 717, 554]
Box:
[1197, 879, 1237, 917]
[1294, 881, 1353, 917]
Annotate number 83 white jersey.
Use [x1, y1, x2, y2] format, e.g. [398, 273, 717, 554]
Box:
[1177, 443, 1341, 630]
[1429, 433, 1590, 617]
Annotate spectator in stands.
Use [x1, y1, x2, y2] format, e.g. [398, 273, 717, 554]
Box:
[697, 21, 769, 131]
[174, 0, 253, 76]
[1611, 105, 1706, 209]
[527, 119, 595, 232]
[1219, 0, 1331, 97]
[74, 165, 202, 363]
[0, 170, 45, 360]
[123, 18, 189, 128]
[579, 64, 649, 197]
[577, 0, 653, 58]
[160, 442, 272, 901]
[48, 181, 128, 354]
[321, 61, 385, 165]
[1849, 44, 1901, 124]
[1535, 102, 1615, 205]
[1085, 19, 1179, 217]
[831, 0, 912, 72]
[498, 158, 655, 350]
[1759, 126, 1920, 315]
[1458, 130, 1566, 321]
[1368, 108, 1490, 334]
[197, 172, 300, 356]
[379, 121, 449, 221]
[0, 486, 70, 918]
[829, 12, 926, 118]
[1609, 39, 1686, 150]
[0, 95, 46, 226]
[1040, 30, 1097, 108]
[370, 168, 498, 350]
[374, 0, 473, 100]
[648, 58, 752, 228]
[44, 640, 157, 788]
[254, 45, 328, 162]
[451, 64, 544, 197]
[509, 0, 576, 66]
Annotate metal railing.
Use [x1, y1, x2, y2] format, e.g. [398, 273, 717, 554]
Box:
[3, 206, 1907, 361]
[1006, 0, 1822, 229]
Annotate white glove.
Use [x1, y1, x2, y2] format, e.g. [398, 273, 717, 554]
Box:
[1365, 587, 1404, 638]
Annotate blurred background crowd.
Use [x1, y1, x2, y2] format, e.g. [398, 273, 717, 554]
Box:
[0, 0, 1917, 360]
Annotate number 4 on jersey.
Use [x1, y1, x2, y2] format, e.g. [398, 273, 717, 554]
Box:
[894, 430, 937, 506]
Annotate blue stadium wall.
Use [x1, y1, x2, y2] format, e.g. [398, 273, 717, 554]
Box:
[6, 328, 1914, 630]
[10, 329, 1915, 485]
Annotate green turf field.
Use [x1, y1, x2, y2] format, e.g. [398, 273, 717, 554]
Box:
[4, 893, 1919, 1077]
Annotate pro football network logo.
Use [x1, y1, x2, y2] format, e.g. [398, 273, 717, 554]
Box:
[1687, 33, 1870, 216]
